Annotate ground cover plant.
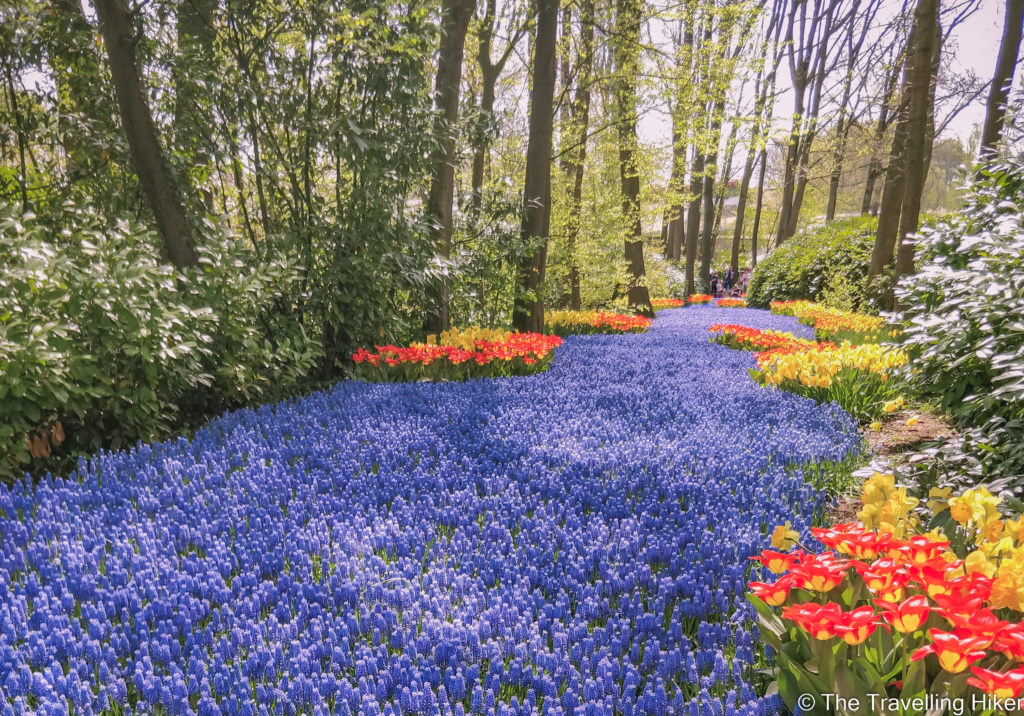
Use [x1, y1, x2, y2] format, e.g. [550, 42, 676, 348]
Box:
[748, 472, 1024, 715]
[544, 311, 651, 336]
[0, 308, 861, 716]
[350, 329, 562, 382]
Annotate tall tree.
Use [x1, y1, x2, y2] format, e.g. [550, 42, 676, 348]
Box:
[471, 0, 528, 209]
[562, 0, 595, 311]
[93, 0, 199, 269]
[978, 0, 1024, 162]
[894, 8, 941, 298]
[775, 0, 842, 245]
[512, 0, 559, 332]
[427, 0, 477, 332]
[613, 0, 653, 314]
[825, 0, 875, 221]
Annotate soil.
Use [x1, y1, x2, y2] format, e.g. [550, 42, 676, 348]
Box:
[865, 410, 955, 457]
[825, 410, 956, 526]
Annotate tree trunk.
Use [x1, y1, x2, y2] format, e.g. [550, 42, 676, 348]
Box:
[614, 0, 653, 315]
[93, 0, 198, 269]
[426, 0, 477, 332]
[698, 98, 725, 289]
[750, 147, 768, 267]
[978, 0, 1024, 162]
[512, 0, 559, 332]
[867, 19, 920, 287]
[861, 69, 900, 215]
[685, 150, 704, 294]
[732, 148, 756, 275]
[894, 4, 941, 305]
[565, 0, 594, 312]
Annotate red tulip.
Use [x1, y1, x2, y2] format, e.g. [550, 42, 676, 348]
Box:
[910, 630, 989, 674]
[966, 667, 1024, 700]
[875, 595, 932, 634]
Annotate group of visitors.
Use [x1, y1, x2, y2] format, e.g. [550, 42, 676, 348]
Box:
[710, 267, 742, 297]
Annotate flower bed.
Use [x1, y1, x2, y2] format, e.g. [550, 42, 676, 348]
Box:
[769, 300, 899, 344]
[651, 297, 686, 309]
[716, 298, 747, 308]
[748, 473, 1024, 715]
[352, 328, 562, 381]
[709, 324, 829, 354]
[0, 310, 861, 716]
[753, 343, 908, 422]
[688, 294, 714, 304]
[545, 310, 651, 336]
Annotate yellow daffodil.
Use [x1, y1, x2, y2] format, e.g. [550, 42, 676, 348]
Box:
[770, 521, 801, 550]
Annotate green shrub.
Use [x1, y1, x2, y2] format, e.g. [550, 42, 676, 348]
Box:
[747, 217, 877, 311]
[899, 158, 1024, 488]
[0, 203, 321, 481]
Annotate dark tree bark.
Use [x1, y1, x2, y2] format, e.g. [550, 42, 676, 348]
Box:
[512, 0, 559, 332]
[867, 20, 918, 286]
[860, 68, 899, 215]
[978, 0, 1024, 162]
[426, 0, 477, 332]
[614, 0, 653, 315]
[684, 150, 704, 294]
[667, 15, 695, 263]
[93, 0, 198, 269]
[698, 103, 724, 289]
[471, 0, 524, 209]
[750, 146, 768, 267]
[894, 7, 941, 301]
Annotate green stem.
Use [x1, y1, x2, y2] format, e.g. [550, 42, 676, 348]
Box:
[901, 634, 907, 716]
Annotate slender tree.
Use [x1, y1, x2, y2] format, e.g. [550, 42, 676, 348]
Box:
[562, 0, 595, 310]
[93, 0, 198, 269]
[978, 0, 1024, 162]
[613, 0, 653, 314]
[512, 0, 559, 332]
[894, 8, 941, 299]
[427, 0, 477, 332]
[471, 0, 528, 208]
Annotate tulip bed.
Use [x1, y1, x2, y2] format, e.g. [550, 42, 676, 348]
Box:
[749, 473, 1024, 715]
[650, 299, 686, 310]
[544, 311, 651, 337]
[0, 309, 864, 716]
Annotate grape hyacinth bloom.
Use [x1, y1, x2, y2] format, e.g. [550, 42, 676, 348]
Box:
[0, 307, 855, 716]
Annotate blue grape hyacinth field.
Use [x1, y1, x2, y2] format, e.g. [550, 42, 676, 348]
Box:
[0, 308, 861, 716]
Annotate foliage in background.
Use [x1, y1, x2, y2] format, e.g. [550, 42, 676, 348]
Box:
[899, 157, 1024, 488]
[746, 217, 878, 311]
[0, 203, 320, 481]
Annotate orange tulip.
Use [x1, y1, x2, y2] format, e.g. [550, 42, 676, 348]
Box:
[782, 602, 843, 640]
[875, 595, 932, 634]
[789, 554, 851, 593]
[910, 630, 990, 674]
[966, 667, 1024, 700]
[834, 606, 885, 645]
[749, 550, 803, 574]
[749, 575, 794, 606]
[944, 609, 1008, 647]
[932, 593, 987, 627]
[994, 624, 1024, 661]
